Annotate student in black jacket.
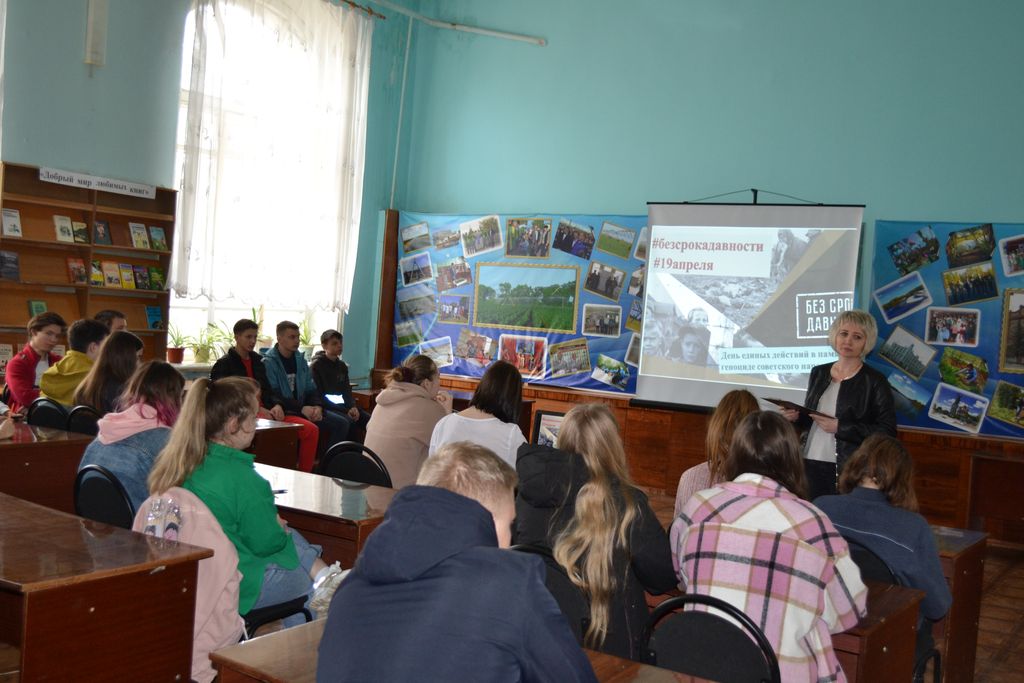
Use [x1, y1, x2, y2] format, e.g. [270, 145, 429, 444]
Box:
[514, 403, 677, 661]
[309, 329, 369, 438]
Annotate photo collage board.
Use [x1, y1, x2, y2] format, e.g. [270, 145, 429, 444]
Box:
[393, 212, 648, 393]
[869, 220, 1024, 438]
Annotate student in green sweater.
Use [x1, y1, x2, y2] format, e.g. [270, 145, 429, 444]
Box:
[147, 376, 341, 626]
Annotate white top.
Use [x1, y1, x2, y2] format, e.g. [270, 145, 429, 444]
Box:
[34, 357, 50, 386]
[804, 380, 840, 463]
[428, 412, 526, 468]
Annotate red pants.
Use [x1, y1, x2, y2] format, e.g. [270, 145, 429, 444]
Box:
[282, 415, 318, 472]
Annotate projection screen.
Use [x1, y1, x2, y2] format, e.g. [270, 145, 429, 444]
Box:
[636, 202, 864, 409]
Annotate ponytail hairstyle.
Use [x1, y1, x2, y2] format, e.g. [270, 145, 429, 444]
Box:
[552, 403, 637, 649]
[73, 331, 144, 413]
[386, 353, 438, 387]
[148, 376, 259, 495]
[119, 360, 185, 426]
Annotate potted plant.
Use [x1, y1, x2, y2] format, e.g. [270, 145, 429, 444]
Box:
[299, 311, 315, 361]
[166, 323, 187, 364]
[185, 324, 224, 364]
[252, 305, 273, 353]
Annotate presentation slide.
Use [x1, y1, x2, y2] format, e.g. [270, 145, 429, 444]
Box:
[637, 203, 863, 408]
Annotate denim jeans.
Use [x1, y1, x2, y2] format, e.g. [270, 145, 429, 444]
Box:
[250, 529, 322, 627]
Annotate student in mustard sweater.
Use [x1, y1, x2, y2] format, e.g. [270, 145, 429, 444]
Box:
[40, 318, 109, 406]
[147, 376, 342, 625]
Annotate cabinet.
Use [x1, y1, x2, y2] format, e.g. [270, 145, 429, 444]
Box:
[0, 162, 176, 366]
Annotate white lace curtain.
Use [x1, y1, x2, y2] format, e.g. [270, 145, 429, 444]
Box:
[173, 0, 373, 312]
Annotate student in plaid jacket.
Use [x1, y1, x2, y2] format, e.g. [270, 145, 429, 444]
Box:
[671, 411, 868, 683]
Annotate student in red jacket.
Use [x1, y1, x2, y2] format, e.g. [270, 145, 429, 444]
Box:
[6, 312, 67, 412]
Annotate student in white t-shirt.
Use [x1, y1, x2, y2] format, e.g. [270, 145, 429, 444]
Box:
[429, 360, 526, 468]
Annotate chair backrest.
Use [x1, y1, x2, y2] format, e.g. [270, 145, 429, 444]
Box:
[510, 544, 591, 643]
[66, 404, 101, 435]
[844, 536, 898, 584]
[640, 594, 781, 683]
[318, 441, 393, 487]
[74, 464, 135, 528]
[27, 396, 70, 429]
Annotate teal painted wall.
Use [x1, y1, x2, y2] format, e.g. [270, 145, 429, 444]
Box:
[384, 0, 1024, 310]
[2, 0, 190, 187]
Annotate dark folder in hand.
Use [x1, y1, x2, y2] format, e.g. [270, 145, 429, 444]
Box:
[765, 397, 835, 419]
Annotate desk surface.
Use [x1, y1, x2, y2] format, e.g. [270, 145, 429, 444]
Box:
[254, 463, 396, 524]
[211, 618, 707, 683]
[4, 420, 94, 446]
[0, 492, 211, 593]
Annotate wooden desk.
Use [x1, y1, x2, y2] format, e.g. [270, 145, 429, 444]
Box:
[353, 388, 535, 439]
[212, 618, 708, 682]
[933, 525, 986, 683]
[0, 493, 211, 681]
[0, 421, 93, 513]
[249, 419, 301, 469]
[833, 582, 922, 682]
[254, 464, 395, 568]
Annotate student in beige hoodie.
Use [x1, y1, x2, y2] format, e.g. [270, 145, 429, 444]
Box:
[364, 354, 452, 488]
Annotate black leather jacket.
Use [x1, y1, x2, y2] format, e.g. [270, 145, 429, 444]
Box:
[797, 361, 897, 471]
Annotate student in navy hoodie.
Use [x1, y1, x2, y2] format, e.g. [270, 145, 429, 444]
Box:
[317, 441, 596, 683]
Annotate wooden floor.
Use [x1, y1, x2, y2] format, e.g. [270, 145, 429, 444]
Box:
[975, 544, 1024, 683]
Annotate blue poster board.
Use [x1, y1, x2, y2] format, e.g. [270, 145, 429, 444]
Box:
[869, 220, 1024, 439]
[392, 212, 648, 394]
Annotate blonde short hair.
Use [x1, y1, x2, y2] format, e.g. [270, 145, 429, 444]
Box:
[417, 442, 516, 507]
[827, 309, 877, 356]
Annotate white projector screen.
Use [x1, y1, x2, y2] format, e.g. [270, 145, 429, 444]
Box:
[636, 203, 864, 409]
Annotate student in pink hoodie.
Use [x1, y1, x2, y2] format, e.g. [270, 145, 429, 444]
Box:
[78, 360, 185, 510]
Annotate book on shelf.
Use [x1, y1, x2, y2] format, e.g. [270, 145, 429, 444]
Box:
[129, 222, 151, 249]
[93, 219, 112, 245]
[1, 208, 23, 238]
[0, 343, 13, 376]
[132, 264, 151, 290]
[72, 220, 90, 244]
[27, 299, 47, 316]
[53, 215, 75, 243]
[101, 260, 121, 287]
[90, 259, 104, 286]
[0, 250, 19, 281]
[119, 263, 136, 289]
[146, 305, 164, 330]
[148, 225, 169, 251]
[66, 257, 87, 285]
[149, 265, 167, 290]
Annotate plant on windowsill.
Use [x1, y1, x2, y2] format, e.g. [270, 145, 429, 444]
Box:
[252, 305, 273, 352]
[185, 324, 225, 364]
[166, 323, 187, 364]
[299, 311, 315, 362]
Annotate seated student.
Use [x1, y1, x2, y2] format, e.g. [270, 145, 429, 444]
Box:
[814, 434, 951, 662]
[73, 330, 143, 415]
[148, 376, 341, 625]
[211, 319, 319, 472]
[78, 360, 185, 510]
[317, 441, 596, 683]
[309, 329, 369, 437]
[263, 321, 349, 468]
[5, 312, 66, 412]
[429, 360, 526, 468]
[515, 403, 677, 660]
[671, 411, 867, 683]
[674, 389, 760, 516]
[94, 308, 129, 332]
[364, 354, 453, 488]
[40, 318, 109, 406]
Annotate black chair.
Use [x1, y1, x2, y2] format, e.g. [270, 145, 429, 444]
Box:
[510, 544, 591, 643]
[317, 441, 393, 487]
[844, 536, 941, 683]
[74, 464, 135, 529]
[67, 404, 101, 436]
[27, 397, 70, 429]
[243, 596, 313, 639]
[639, 594, 781, 683]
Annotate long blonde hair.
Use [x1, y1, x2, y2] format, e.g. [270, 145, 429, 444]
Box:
[147, 377, 258, 495]
[552, 403, 637, 648]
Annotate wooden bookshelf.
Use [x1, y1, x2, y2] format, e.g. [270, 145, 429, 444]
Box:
[0, 162, 175, 369]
